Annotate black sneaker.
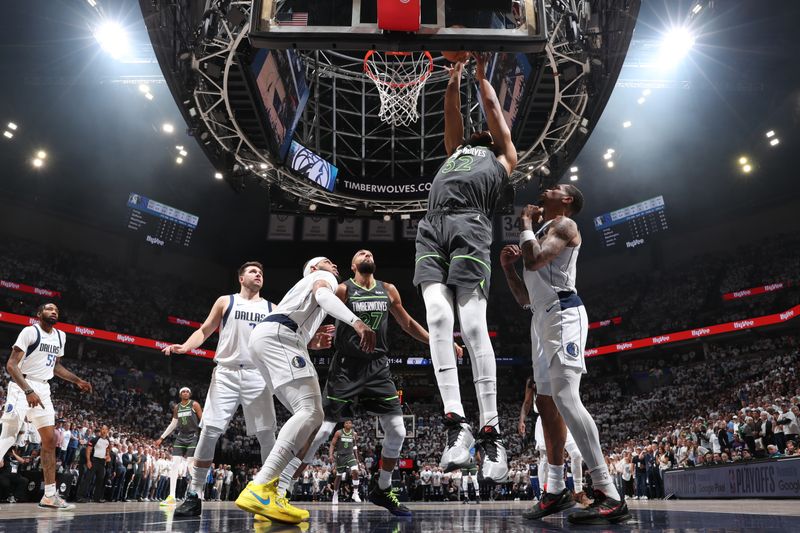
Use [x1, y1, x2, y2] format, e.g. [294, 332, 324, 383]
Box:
[174, 491, 202, 518]
[439, 413, 474, 473]
[369, 484, 412, 517]
[522, 488, 574, 520]
[567, 490, 631, 525]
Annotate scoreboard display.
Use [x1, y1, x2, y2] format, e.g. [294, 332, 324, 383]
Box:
[593, 195, 668, 249]
[126, 193, 199, 248]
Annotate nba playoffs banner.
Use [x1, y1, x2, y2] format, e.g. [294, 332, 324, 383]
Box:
[0, 279, 61, 298]
[585, 304, 800, 358]
[336, 218, 363, 241]
[368, 219, 395, 241]
[168, 316, 202, 329]
[267, 214, 295, 241]
[722, 282, 790, 301]
[302, 216, 330, 241]
[588, 316, 622, 330]
[401, 219, 419, 240]
[663, 456, 800, 498]
[0, 311, 214, 359]
[500, 206, 525, 243]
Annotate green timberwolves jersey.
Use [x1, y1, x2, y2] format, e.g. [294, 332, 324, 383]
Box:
[176, 401, 199, 436]
[334, 279, 390, 358]
[428, 144, 507, 217]
[336, 429, 356, 457]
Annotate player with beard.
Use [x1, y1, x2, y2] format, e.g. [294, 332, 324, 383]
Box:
[277, 249, 463, 516]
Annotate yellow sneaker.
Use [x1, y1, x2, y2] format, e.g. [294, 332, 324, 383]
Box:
[235, 479, 302, 524]
[282, 496, 310, 522]
[159, 495, 177, 506]
[254, 513, 271, 522]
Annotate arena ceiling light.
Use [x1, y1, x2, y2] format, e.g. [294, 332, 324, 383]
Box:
[32, 158, 44, 168]
[738, 156, 748, 165]
[93, 21, 130, 59]
[765, 130, 775, 138]
[569, 174, 579, 181]
[742, 164, 752, 173]
[658, 27, 696, 69]
[603, 153, 613, 160]
[179, 149, 188, 157]
[162, 123, 175, 134]
[769, 138, 780, 147]
[176, 157, 183, 164]
[7, 122, 17, 130]
[214, 172, 223, 180]
[642, 89, 651, 96]
[36, 150, 47, 159]
[2, 131, 12, 139]
[309, 203, 318, 212]
[607, 161, 615, 169]
[623, 121, 632, 128]
[692, 4, 702, 15]
[637, 97, 646, 105]
[570, 166, 578, 173]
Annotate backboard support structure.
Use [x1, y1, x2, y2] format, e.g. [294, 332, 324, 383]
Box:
[250, 0, 546, 52]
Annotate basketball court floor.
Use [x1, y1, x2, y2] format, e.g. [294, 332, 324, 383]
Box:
[1, 500, 798, 532]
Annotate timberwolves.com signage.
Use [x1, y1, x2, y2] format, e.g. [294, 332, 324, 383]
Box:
[664, 457, 800, 498]
[336, 176, 433, 200]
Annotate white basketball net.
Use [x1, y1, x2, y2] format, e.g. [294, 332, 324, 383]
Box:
[364, 51, 433, 127]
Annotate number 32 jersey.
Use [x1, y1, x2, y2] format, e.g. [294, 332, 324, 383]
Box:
[427, 144, 507, 217]
[334, 279, 390, 359]
[13, 325, 65, 381]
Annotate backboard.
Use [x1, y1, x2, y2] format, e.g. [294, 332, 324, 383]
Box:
[250, 0, 546, 52]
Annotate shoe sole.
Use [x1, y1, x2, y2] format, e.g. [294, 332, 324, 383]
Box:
[523, 499, 576, 520]
[568, 512, 632, 525]
[235, 499, 301, 525]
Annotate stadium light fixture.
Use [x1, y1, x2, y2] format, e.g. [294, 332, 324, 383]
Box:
[637, 97, 646, 105]
[742, 164, 752, 173]
[86, 0, 97, 6]
[623, 121, 632, 128]
[603, 153, 613, 160]
[765, 130, 775, 138]
[570, 166, 578, 173]
[214, 172, 223, 180]
[383, 214, 391, 222]
[309, 203, 318, 212]
[658, 27, 696, 68]
[259, 163, 268, 169]
[179, 150, 188, 157]
[769, 138, 780, 146]
[93, 21, 130, 59]
[36, 150, 47, 159]
[607, 161, 615, 168]
[7, 122, 17, 130]
[145, 93, 154, 101]
[162, 123, 175, 134]
[176, 157, 183, 164]
[569, 175, 578, 182]
[738, 156, 748, 165]
[642, 89, 651, 96]
[692, 4, 702, 15]
[138, 84, 150, 94]
[32, 158, 44, 168]
[3, 131, 12, 139]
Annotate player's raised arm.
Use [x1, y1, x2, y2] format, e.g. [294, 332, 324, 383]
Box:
[444, 61, 466, 156]
[162, 296, 227, 355]
[474, 53, 517, 175]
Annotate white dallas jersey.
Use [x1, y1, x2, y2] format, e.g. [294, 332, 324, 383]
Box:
[215, 294, 273, 365]
[267, 270, 338, 345]
[523, 219, 580, 310]
[12, 324, 65, 381]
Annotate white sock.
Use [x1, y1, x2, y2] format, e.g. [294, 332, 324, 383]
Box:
[279, 458, 302, 497]
[422, 282, 465, 417]
[547, 464, 566, 494]
[190, 465, 207, 497]
[572, 458, 583, 493]
[254, 441, 294, 485]
[169, 456, 182, 498]
[45, 483, 56, 497]
[378, 469, 392, 490]
[589, 464, 620, 500]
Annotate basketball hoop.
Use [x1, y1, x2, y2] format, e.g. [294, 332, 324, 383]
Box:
[364, 50, 434, 127]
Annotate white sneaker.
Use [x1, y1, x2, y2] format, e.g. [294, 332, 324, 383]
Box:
[352, 489, 361, 503]
[332, 491, 338, 504]
[39, 494, 76, 510]
[439, 413, 475, 472]
[476, 425, 508, 482]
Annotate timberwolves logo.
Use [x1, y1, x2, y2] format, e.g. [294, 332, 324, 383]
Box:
[565, 342, 580, 359]
[291, 356, 307, 369]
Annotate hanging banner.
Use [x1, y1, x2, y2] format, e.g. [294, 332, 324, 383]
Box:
[663, 456, 800, 499]
[267, 214, 295, 241]
[401, 219, 420, 240]
[336, 218, 363, 242]
[302, 216, 330, 241]
[500, 205, 525, 243]
[722, 282, 790, 301]
[0, 280, 61, 298]
[0, 311, 214, 359]
[368, 219, 395, 241]
[168, 316, 203, 329]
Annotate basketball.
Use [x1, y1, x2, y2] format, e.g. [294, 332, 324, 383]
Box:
[441, 50, 470, 64]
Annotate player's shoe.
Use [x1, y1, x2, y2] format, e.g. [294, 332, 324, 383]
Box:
[332, 491, 338, 504]
[522, 488, 574, 520]
[159, 495, 177, 507]
[476, 425, 508, 482]
[174, 491, 202, 517]
[439, 413, 474, 472]
[352, 488, 361, 503]
[38, 494, 75, 510]
[567, 490, 631, 525]
[235, 479, 304, 524]
[368, 484, 412, 517]
[254, 513, 271, 522]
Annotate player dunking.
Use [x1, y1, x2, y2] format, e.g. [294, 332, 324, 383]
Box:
[1, 303, 92, 510]
[413, 54, 517, 481]
[236, 257, 375, 524]
[155, 386, 202, 506]
[500, 185, 630, 524]
[329, 419, 360, 504]
[277, 249, 460, 516]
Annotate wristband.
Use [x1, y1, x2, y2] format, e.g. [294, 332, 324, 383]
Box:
[24, 388, 34, 395]
[519, 230, 536, 246]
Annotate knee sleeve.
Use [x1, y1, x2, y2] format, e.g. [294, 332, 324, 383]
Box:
[378, 414, 406, 459]
[456, 287, 498, 427]
[275, 378, 324, 455]
[194, 425, 225, 461]
[421, 282, 455, 341]
[256, 429, 277, 463]
[302, 420, 336, 463]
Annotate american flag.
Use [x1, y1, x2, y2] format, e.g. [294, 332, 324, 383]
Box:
[276, 11, 308, 27]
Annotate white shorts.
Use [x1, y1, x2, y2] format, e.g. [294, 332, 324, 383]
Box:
[531, 298, 588, 397]
[1, 380, 55, 429]
[249, 322, 318, 390]
[534, 416, 579, 456]
[201, 365, 276, 435]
